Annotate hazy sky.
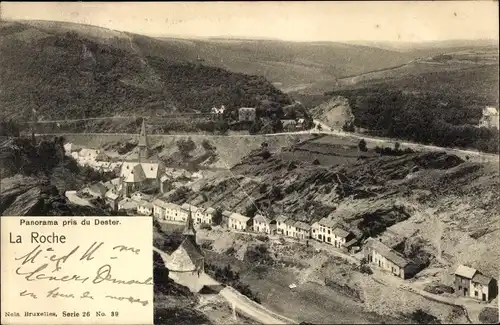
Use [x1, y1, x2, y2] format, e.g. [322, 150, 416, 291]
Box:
[2, 2, 499, 42]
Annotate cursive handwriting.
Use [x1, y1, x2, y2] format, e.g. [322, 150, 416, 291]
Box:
[93, 264, 153, 285]
[105, 295, 149, 306]
[79, 242, 104, 261]
[113, 245, 140, 255]
[47, 286, 75, 298]
[20, 290, 37, 299]
[16, 263, 89, 283]
[14, 245, 79, 272]
[19, 288, 148, 306]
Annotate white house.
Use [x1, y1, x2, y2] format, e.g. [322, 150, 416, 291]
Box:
[479, 106, 499, 129]
[332, 227, 352, 248]
[275, 215, 289, 235]
[294, 221, 311, 240]
[228, 213, 252, 231]
[253, 214, 276, 234]
[153, 199, 167, 220]
[203, 207, 217, 225]
[137, 200, 153, 216]
[283, 219, 297, 237]
[315, 218, 337, 245]
[164, 202, 183, 222]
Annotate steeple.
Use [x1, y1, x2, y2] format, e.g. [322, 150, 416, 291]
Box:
[138, 119, 149, 160]
[183, 206, 196, 239]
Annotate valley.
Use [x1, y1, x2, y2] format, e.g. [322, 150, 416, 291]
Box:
[1, 11, 499, 325]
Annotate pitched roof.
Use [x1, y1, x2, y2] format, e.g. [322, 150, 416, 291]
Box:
[205, 207, 216, 215]
[365, 238, 409, 268]
[455, 265, 478, 279]
[472, 273, 493, 285]
[484, 106, 498, 116]
[222, 210, 232, 217]
[153, 199, 167, 208]
[333, 228, 350, 238]
[275, 215, 288, 223]
[284, 219, 297, 227]
[85, 182, 107, 196]
[131, 191, 152, 201]
[230, 213, 250, 223]
[254, 214, 270, 224]
[118, 199, 138, 210]
[294, 221, 311, 231]
[169, 238, 204, 272]
[105, 190, 119, 200]
[140, 162, 162, 179]
[138, 200, 153, 208]
[318, 217, 337, 228]
[122, 163, 146, 183]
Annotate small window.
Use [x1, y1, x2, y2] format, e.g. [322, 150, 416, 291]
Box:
[328, 230, 331, 234]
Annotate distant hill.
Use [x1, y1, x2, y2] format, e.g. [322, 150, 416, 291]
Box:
[0, 20, 291, 120]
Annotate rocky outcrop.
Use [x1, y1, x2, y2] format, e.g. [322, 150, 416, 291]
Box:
[310, 96, 355, 130]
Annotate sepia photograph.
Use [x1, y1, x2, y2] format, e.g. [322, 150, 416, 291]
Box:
[0, 1, 499, 324]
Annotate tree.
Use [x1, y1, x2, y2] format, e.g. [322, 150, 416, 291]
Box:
[394, 142, 401, 151]
[358, 139, 367, 152]
[176, 138, 196, 158]
[212, 207, 223, 226]
[317, 123, 322, 131]
[201, 139, 214, 152]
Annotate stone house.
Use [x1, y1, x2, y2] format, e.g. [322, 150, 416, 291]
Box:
[363, 238, 420, 279]
[253, 214, 276, 234]
[455, 264, 498, 302]
[228, 213, 252, 231]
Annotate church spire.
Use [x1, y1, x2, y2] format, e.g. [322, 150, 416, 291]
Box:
[138, 118, 149, 160]
[183, 206, 196, 239]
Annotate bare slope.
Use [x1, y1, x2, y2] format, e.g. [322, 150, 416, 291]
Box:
[187, 136, 499, 278]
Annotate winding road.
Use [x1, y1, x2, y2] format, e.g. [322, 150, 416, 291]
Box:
[153, 246, 295, 324]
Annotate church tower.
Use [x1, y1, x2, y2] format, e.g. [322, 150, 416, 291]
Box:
[138, 119, 149, 161]
[183, 207, 197, 243]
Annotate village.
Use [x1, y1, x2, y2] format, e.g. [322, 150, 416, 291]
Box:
[63, 118, 498, 314]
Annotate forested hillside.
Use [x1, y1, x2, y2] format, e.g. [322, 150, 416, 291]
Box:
[0, 21, 291, 120]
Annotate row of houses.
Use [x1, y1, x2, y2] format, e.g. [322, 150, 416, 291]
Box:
[153, 199, 217, 225]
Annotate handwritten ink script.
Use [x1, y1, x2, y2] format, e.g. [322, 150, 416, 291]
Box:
[1, 217, 153, 325]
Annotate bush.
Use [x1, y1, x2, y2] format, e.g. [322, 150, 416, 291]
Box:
[358, 139, 367, 152]
[478, 307, 499, 324]
[359, 264, 373, 275]
[410, 309, 441, 324]
[256, 235, 269, 242]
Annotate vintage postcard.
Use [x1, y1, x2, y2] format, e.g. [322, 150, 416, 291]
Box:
[1, 1, 499, 325]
